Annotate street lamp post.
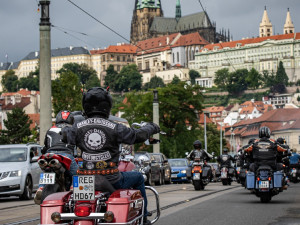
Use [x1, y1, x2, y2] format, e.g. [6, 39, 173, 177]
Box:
[203, 111, 210, 151]
[153, 90, 160, 153]
[39, 0, 52, 144]
[220, 122, 223, 156]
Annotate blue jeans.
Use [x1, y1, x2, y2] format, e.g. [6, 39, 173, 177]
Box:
[112, 171, 148, 218]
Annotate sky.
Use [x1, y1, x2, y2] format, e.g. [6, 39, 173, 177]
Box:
[0, 0, 299, 63]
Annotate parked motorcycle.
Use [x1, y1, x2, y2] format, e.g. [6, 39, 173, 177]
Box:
[220, 166, 234, 185]
[191, 155, 211, 190]
[39, 122, 161, 225]
[246, 165, 284, 203]
[289, 167, 300, 183]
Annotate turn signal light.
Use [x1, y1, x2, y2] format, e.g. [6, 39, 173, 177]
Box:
[268, 177, 271, 181]
[257, 177, 260, 181]
[74, 205, 92, 217]
[104, 211, 114, 222]
[51, 212, 61, 223]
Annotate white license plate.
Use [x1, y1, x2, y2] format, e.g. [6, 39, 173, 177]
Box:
[73, 175, 95, 201]
[259, 181, 269, 188]
[39, 173, 55, 184]
[221, 172, 227, 178]
[171, 174, 178, 178]
[292, 169, 297, 173]
[193, 173, 200, 180]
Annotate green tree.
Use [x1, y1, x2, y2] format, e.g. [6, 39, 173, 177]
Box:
[171, 75, 181, 84]
[104, 65, 118, 90]
[262, 70, 276, 87]
[246, 68, 262, 89]
[189, 69, 200, 85]
[275, 61, 289, 85]
[1, 70, 19, 92]
[52, 70, 82, 115]
[0, 108, 32, 144]
[19, 67, 39, 91]
[114, 64, 142, 92]
[143, 76, 165, 90]
[119, 82, 205, 157]
[214, 68, 230, 90]
[57, 63, 98, 86]
[227, 69, 248, 95]
[85, 74, 100, 89]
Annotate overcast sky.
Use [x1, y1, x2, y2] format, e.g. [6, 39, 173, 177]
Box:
[0, 0, 299, 63]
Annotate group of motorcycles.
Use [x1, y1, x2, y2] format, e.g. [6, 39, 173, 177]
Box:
[37, 122, 161, 225]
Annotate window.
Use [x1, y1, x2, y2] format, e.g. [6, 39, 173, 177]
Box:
[177, 52, 179, 63]
[298, 136, 300, 144]
[173, 53, 175, 63]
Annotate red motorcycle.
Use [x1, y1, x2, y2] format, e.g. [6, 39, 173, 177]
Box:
[39, 124, 160, 225]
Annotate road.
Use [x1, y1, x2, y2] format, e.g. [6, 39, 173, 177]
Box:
[0, 182, 300, 225]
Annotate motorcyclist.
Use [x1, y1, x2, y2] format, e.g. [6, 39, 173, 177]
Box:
[62, 87, 160, 225]
[217, 148, 235, 168]
[244, 126, 288, 173]
[34, 110, 79, 204]
[289, 149, 300, 169]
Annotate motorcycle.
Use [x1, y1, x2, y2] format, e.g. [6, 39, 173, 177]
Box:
[39, 122, 161, 225]
[191, 153, 211, 190]
[36, 153, 73, 204]
[246, 165, 284, 203]
[219, 165, 234, 185]
[289, 167, 300, 183]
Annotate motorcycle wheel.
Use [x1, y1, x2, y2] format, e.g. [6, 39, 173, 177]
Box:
[19, 176, 33, 200]
[222, 180, 228, 185]
[260, 193, 272, 203]
[193, 180, 202, 191]
[40, 183, 60, 204]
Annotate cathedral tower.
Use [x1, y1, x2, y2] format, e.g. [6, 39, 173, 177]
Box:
[130, 0, 163, 44]
[259, 6, 273, 37]
[283, 8, 294, 34]
[175, 0, 181, 21]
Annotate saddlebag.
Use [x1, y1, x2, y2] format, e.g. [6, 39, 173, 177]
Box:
[273, 171, 283, 188]
[202, 167, 211, 178]
[246, 172, 255, 189]
[228, 167, 235, 176]
[239, 169, 247, 179]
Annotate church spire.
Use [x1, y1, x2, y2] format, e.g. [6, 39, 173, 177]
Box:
[175, 0, 181, 20]
[259, 6, 273, 37]
[283, 8, 294, 34]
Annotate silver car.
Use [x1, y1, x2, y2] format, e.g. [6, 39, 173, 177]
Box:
[0, 143, 42, 199]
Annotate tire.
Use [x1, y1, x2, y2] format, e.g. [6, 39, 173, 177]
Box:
[147, 173, 155, 186]
[19, 176, 33, 200]
[165, 172, 171, 184]
[155, 173, 163, 186]
[221, 179, 228, 185]
[40, 183, 60, 204]
[193, 180, 202, 191]
[260, 193, 272, 203]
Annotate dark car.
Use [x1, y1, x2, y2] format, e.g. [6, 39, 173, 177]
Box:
[149, 153, 171, 185]
[133, 152, 161, 185]
[169, 158, 192, 183]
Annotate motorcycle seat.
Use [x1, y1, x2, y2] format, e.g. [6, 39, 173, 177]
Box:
[257, 165, 273, 171]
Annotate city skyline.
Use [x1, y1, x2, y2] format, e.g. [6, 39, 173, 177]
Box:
[1, 0, 299, 63]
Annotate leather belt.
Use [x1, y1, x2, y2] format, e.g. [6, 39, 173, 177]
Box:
[76, 168, 119, 175]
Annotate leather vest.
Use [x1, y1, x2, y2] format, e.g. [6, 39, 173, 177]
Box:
[253, 140, 277, 161]
[220, 154, 231, 167]
[75, 118, 121, 183]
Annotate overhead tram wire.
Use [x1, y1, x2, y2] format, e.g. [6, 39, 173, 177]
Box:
[51, 25, 97, 49]
[197, 0, 236, 71]
[65, 0, 146, 52]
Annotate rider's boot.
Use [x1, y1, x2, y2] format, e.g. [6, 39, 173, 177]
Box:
[34, 186, 44, 205]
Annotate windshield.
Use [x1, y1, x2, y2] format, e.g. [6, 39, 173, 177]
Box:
[169, 159, 188, 167]
[134, 153, 150, 162]
[152, 154, 162, 162]
[0, 147, 27, 162]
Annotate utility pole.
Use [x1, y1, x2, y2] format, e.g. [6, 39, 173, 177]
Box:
[220, 122, 222, 156]
[39, 0, 52, 144]
[153, 90, 160, 153]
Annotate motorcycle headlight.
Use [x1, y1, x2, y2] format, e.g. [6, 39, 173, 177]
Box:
[9, 170, 22, 177]
[181, 170, 186, 174]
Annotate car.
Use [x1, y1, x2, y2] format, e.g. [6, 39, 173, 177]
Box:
[0, 143, 43, 199]
[133, 151, 161, 186]
[149, 153, 172, 185]
[169, 158, 192, 183]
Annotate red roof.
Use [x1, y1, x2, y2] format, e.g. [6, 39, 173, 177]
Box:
[2, 89, 40, 97]
[28, 114, 40, 129]
[172, 32, 209, 47]
[90, 44, 137, 55]
[202, 33, 300, 52]
[198, 113, 213, 125]
[1, 97, 31, 110]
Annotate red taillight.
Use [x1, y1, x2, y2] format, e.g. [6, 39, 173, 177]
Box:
[257, 177, 260, 181]
[293, 168, 296, 170]
[74, 204, 92, 217]
[237, 171, 240, 174]
[268, 177, 271, 181]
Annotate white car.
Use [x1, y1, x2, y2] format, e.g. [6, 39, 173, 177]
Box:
[0, 143, 43, 200]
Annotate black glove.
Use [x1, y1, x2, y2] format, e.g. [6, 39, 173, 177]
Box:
[149, 122, 160, 134]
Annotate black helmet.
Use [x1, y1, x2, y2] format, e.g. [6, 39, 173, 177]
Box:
[223, 148, 229, 153]
[56, 110, 74, 125]
[82, 87, 112, 118]
[193, 140, 202, 149]
[277, 137, 285, 144]
[248, 138, 256, 145]
[259, 126, 271, 138]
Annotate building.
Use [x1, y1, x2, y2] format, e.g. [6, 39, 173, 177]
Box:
[224, 108, 300, 152]
[130, 0, 229, 44]
[90, 44, 137, 86]
[0, 62, 20, 92]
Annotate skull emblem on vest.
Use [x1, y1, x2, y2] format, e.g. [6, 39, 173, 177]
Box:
[84, 129, 106, 150]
